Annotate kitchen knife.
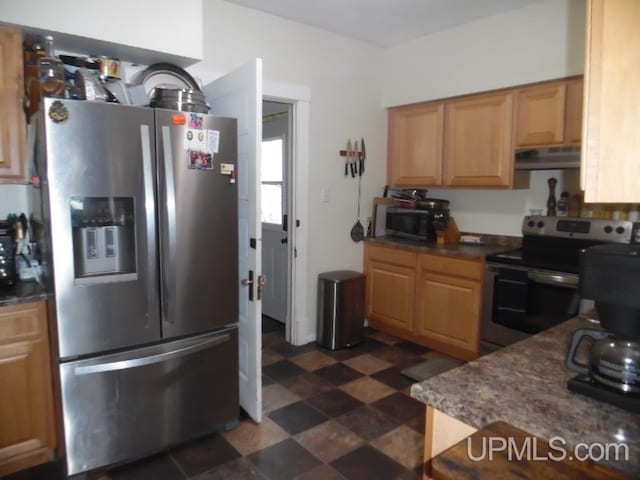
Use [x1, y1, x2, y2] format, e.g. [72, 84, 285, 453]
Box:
[353, 140, 359, 176]
[349, 140, 355, 178]
[345, 139, 352, 177]
[360, 138, 366, 175]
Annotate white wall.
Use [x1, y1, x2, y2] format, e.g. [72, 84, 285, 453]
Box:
[191, 1, 386, 341]
[380, 0, 586, 236]
[381, 0, 586, 107]
[0, 185, 30, 219]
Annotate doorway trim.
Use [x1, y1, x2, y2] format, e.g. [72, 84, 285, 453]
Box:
[263, 80, 311, 346]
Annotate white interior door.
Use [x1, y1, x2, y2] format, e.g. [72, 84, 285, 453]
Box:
[204, 59, 263, 422]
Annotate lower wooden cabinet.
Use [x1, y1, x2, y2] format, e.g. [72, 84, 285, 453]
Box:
[364, 244, 482, 360]
[0, 301, 56, 477]
[365, 245, 417, 336]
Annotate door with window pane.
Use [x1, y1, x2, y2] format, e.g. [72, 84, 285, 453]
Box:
[261, 126, 288, 322]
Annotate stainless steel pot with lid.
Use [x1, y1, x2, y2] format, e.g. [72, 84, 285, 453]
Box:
[414, 198, 449, 211]
[150, 87, 210, 113]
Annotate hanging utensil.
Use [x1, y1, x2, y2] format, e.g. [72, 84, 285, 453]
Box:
[350, 140, 364, 242]
[359, 138, 366, 175]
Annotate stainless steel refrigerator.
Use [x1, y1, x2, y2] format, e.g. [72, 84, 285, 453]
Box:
[35, 98, 239, 476]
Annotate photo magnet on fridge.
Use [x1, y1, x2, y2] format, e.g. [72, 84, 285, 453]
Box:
[187, 149, 213, 170]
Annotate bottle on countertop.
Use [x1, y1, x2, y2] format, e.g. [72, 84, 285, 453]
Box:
[557, 191, 569, 217]
[39, 35, 66, 98]
[628, 204, 640, 222]
[569, 193, 583, 218]
[547, 178, 557, 216]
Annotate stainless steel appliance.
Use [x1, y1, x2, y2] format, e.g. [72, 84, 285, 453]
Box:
[35, 98, 239, 476]
[385, 199, 450, 242]
[567, 244, 640, 413]
[0, 221, 16, 286]
[316, 270, 365, 350]
[482, 216, 638, 352]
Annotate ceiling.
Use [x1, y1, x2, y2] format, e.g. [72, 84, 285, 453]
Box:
[222, 0, 541, 47]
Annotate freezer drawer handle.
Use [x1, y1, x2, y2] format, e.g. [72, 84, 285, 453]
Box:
[74, 334, 230, 376]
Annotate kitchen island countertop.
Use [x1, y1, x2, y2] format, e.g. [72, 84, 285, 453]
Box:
[410, 313, 640, 476]
[0, 281, 49, 307]
[365, 235, 519, 260]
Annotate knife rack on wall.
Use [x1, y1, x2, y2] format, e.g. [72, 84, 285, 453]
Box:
[340, 137, 366, 178]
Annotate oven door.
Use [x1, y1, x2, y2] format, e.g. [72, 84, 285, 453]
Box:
[481, 263, 580, 350]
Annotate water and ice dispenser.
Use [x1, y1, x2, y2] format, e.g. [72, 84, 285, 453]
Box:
[70, 197, 136, 278]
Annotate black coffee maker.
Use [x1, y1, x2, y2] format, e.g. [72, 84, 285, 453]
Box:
[567, 244, 640, 413]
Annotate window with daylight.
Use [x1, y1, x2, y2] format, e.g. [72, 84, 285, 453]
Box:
[261, 138, 284, 225]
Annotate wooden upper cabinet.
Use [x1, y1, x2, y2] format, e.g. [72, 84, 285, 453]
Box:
[0, 26, 26, 182]
[443, 91, 514, 188]
[582, 0, 640, 203]
[387, 102, 444, 186]
[515, 82, 566, 147]
[0, 302, 56, 477]
[564, 77, 584, 145]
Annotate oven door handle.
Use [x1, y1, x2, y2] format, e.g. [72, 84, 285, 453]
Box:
[527, 271, 579, 288]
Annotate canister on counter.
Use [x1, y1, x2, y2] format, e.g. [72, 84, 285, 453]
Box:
[97, 56, 121, 80]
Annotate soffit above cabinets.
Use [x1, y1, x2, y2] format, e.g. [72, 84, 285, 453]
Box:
[0, 0, 203, 67]
[222, 0, 542, 47]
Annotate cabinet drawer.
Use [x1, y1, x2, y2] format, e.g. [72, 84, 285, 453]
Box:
[420, 254, 482, 280]
[366, 244, 417, 268]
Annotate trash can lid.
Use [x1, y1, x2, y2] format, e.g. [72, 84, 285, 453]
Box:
[318, 270, 365, 282]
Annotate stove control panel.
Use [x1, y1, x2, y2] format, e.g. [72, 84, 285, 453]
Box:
[523, 216, 638, 243]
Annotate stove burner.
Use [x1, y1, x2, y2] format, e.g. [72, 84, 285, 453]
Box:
[488, 216, 639, 274]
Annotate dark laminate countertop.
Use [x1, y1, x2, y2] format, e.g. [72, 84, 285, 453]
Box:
[365, 235, 519, 260]
[0, 281, 49, 307]
[410, 313, 640, 476]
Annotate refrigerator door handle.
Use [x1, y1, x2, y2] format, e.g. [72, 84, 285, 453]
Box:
[161, 126, 177, 324]
[74, 333, 231, 375]
[140, 124, 156, 329]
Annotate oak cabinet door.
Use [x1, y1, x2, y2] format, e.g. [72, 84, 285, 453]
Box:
[0, 26, 26, 182]
[443, 92, 514, 187]
[0, 302, 56, 477]
[582, 0, 640, 202]
[415, 270, 480, 358]
[564, 78, 584, 145]
[365, 246, 417, 335]
[515, 82, 566, 147]
[388, 102, 444, 187]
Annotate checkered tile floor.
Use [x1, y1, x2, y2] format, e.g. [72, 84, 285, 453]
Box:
[11, 318, 445, 480]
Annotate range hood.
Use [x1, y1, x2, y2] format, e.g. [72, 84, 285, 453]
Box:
[514, 146, 581, 170]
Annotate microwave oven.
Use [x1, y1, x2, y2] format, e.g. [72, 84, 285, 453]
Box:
[385, 207, 437, 241]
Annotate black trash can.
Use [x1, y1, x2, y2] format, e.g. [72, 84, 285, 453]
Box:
[316, 270, 366, 350]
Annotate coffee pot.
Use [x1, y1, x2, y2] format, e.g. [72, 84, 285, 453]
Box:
[567, 328, 640, 393]
[566, 243, 640, 410]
